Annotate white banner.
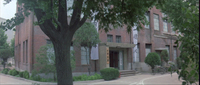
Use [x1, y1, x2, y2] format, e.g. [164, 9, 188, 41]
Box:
[132, 26, 138, 62]
[132, 26, 138, 44]
[91, 13, 99, 60]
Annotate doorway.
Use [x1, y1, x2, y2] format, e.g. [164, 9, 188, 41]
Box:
[109, 51, 119, 69]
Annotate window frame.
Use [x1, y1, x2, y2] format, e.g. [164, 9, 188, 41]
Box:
[144, 11, 150, 29]
[81, 47, 90, 65]
[153, 14, 160, 30]
[107, 34, 113, 42]
[116, 35, 121, 43]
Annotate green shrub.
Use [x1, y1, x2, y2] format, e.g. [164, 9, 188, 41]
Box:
[8, 70, 13, 75]
[23, 70, 29, 79]
[7, 63, 12, 67]
[19, 71, 24, 77]
[145, 52, 161, 71]
[11, 69, 19, 76]
[2, 68, 10, 74]
[40, 78, 47, 82]
[73, 73, 102, 81]
[15, 74, 20, 77]
[160, 50, 169, 64]
[100, 67, 119, 80]
[32, 75, 41, 81]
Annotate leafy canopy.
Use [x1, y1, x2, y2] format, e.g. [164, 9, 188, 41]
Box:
[73, 22, 100, 47]
[157, 0, 199, 84]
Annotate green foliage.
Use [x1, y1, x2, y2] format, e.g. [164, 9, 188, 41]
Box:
[74, 22, 100, 47]
[8, 69, 13, 75]
[1, 68, 10, 74]
[29, 75, 41, 81]
[0, 29, 12, 69]
[19, 71, 24, 77]
[73, 73, 102, 81]
[1, 0, 166, 84]
[15, 74, 20, 77]
[7, 63, 12, 67]
[176, 57, 182, 69]
[160, 50, 169, 63]
[11, 69, 19, 76]
[10, 38, 15, 56]
[145, 52, 161, 70]
[23, 70, 30, 79]
[100, 68, 119, 80]
[157, 0, 199, 84]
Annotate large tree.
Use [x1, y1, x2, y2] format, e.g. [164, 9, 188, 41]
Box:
[1, 0, 163, 84]
[156, 0, 199, 84]
[73, 22, 100, 75]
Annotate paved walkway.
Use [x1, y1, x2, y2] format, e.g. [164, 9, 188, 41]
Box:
[0, 72, 198, 85]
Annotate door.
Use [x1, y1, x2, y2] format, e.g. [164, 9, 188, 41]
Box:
[109, 51, 119, 69]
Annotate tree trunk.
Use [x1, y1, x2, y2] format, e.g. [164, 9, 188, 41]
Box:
[3, 61, 5, 69]
[53, 37, 73, 85]
[88, 47, 92, 75]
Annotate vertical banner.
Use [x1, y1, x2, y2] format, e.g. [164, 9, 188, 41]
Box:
[132, 26, 138, 62]
[91, 12, 99, 60]
[106, 47, 109, 64]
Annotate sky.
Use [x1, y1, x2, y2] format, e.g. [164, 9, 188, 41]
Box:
[0, 0, 17, 19]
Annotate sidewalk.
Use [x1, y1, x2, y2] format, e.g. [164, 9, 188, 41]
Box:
[0, 72, 198, 85]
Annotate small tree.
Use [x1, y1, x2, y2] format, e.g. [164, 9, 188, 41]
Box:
[160, 50, 169, 66]
[73, 22, 100, 75]
[0, 29, 12, 69]
[33, 44, 76, 81]
[145, 52, 161, 72]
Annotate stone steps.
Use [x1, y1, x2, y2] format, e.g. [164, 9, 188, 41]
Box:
[119, 70, 139, 77]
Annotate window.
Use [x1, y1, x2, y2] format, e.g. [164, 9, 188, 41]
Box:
[23, 41, 25, 63]
[26, 40, 28, 63]
[154, 14, 159, 30]
[173, 47, 177, 61]
[166, 45, 170, 58]
[171, 24, 175, 34]
[116, 35, 121, 43]
[163, 19, 168, 32]
[144, 12, 150, 29]
[144, 12, 150, 28]
[107, 34, 113, 42]
[81, 47, 90, 65]
[145, 44, 151, 57]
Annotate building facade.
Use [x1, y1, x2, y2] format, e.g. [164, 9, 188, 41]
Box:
[14, 6, 180, 75]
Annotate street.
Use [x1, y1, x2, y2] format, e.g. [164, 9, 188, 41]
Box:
[1, 72, 197, 85]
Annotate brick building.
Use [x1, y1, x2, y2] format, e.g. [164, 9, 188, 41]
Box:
[14, 6, 180, 75]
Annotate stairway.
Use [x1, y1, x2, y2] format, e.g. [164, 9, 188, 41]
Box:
[119, 70, 139, 77]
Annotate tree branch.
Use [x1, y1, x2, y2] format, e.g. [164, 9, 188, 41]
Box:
[58, 0, 68, 31]
[70, 0, 84, 27]
[34, 8, 58, 41]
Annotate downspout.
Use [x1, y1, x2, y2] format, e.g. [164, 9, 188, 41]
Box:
[130, 30, 132, 70]
[31, 13, 34, 72]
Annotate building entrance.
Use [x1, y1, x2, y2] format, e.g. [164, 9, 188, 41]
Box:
[109, 50, 124, 70]
[109, 51, 119, 69]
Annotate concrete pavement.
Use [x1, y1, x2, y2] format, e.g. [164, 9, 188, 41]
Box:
[0, 72, 198, 85]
